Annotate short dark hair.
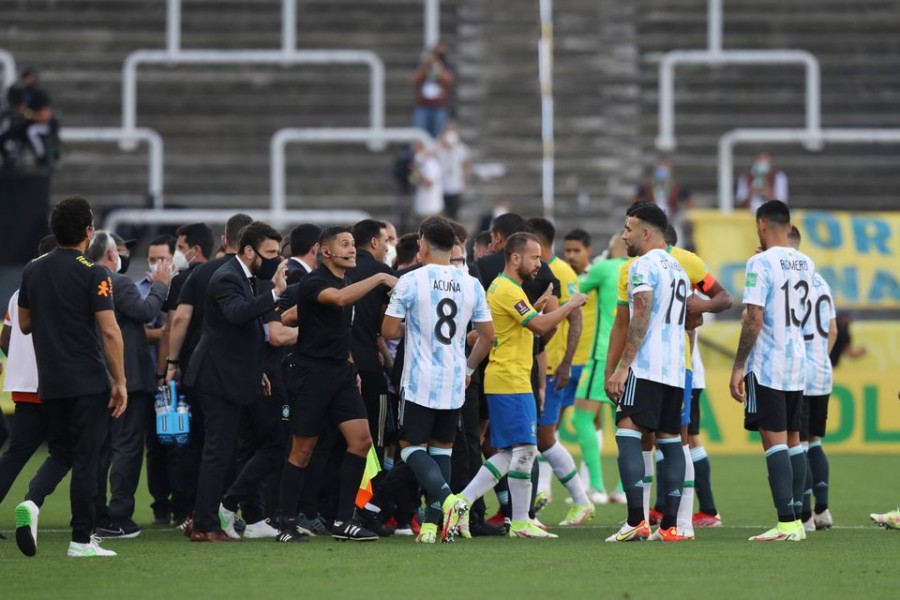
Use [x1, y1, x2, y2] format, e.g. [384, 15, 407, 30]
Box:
[149, 234, 176, 255]
[474, 230, 492, 248]
[320, 225, 353, 248]
[225, 213, 253, 247]
[788, 225, 802, 245]
[627, 202, 668, 232]
[491, 213, 530, 239]
[50, 196, 93, 247]
[756, 199, 791, 226]
[37, 234, 57, 256]
[664, 224, 678, 246]
[290, 224, 322, 257]
[238, 221, 282, 254]
[448, 220, 469, 245]
[395, 233, 420, 267]
[352, 219, 387, 249]
[505, 232, 540, 261]
[419, 217, 457, 252]
[564, 229, 591, 247]
[176, 223, 214, 259]
[527, 217, 555, 246]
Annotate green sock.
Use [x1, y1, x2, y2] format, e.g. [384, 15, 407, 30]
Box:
[573, 407, 604, 491]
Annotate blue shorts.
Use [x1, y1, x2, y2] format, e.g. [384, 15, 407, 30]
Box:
[539, 365, 584, 427]
[681, 369, 693, 427]
[487, 393, 537, 449]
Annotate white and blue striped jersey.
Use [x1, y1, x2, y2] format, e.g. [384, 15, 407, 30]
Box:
[804, 272, 835, 396]
[385, 264, 492, 410]
[742, 246, 815, 392]
[691, 332, 706, 390]
[627, 248, 690, 388]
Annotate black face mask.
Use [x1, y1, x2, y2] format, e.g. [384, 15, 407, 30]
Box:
[118, 253, 131, 274]
[254, 249, 280, 280]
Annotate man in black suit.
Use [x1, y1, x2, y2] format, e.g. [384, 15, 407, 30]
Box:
[286, 223, 320, 285]
[184, 221, 288, 542]
[84, 231, 172, 540]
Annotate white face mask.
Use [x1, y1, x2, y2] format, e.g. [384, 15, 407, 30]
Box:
[444, 131, 459, 145]
[173, 249, 189, 272]
[383, 243, 397, 267]
[114, 252, 122, 274]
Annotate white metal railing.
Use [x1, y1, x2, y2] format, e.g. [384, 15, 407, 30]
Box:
[103, 208, 371, 232]
[59, 127, 165, 208]
[718, 128, 900, 211]
[0, 49, 15, 93]
[656, 0, 822, 152]
[271, 127, 432, 218]
[538, 0, 554, 221]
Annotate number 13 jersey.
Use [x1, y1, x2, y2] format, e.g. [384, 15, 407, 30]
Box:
[386, 263, 492, 409]
[742, 246, 816, 392]
[627, 248, 691, 388]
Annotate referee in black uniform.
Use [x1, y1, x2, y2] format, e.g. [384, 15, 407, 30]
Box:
[16, 196, 127, 558]
[275, 226, 396, 543]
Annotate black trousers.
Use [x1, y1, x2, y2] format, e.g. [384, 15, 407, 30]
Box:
[0, 402, 68, 507]
[451, 380, 483, 496]
[222, 394, 285, 524]
[359, 369, 389, 457]
[170, 390, 205, 521]
[192, 393, 242, 533]
[106, 391, 152, 521]
[42, 393, 110, 543]
[145, 395, 173, 519]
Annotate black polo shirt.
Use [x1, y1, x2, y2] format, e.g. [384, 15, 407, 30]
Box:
[475, 250, 560, 303]
[18, 248, 114, 400]
[347, 249, 394, 373]
[175, 254, 232, 370]
[295, 265, 353, 363]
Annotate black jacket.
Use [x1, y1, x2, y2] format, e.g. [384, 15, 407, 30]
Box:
[111, 272, 168, 394]
[184, 257, 277, 405]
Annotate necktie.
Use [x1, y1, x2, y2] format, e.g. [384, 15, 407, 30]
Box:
[249, 276, 258, 295]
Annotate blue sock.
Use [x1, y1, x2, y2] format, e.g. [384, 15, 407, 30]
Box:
[765, 445, 795, 522]
[658, 438, 685, 530]
[616, 430, 645, 526]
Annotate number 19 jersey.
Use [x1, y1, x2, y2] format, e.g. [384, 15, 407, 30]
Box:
[742, 246, 816, 392]
[386, 264, 492, 410]
[627, 248, 690, 388]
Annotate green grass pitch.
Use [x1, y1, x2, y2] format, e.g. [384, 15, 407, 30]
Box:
[0, 453, 897, 599]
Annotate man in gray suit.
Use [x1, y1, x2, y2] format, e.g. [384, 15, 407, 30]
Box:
[86, 230, 172, 538]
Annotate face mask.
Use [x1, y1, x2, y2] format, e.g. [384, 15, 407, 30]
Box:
[118, 253, 130, 274]
[173, 250, 189, 271]
[444, 131, 459, 145]
[752, 161, 771, 176]
[114, 252, 123, 274]
[383, 243, 397, 267]
[254, 248, 281, 280]
[653, 166, 670, 182]
[454, 254, 468, 271]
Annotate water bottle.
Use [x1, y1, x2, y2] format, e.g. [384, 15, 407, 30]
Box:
[154, 386, 167, 416]
[156, 385, 174, 445]
[175, 394, 190, 446]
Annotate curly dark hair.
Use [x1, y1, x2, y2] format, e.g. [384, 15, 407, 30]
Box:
[50, 196, 93, 247]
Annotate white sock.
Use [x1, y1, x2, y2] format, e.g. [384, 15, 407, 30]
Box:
[509, 446, 537, 522]
[578, 461, 590, 488]
[543, 442, 588, 506]
[642, 450, 654, 522]
[461, 451, 511, 505]
[595, 428, 603, 453]
[677, 444, 695, 534]
[537, 456, 553, 495]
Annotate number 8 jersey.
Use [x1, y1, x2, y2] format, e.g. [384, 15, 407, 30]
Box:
[742, 246, 816, 392]
[386, 264, 492, 410]
[627, 248, 691, 388]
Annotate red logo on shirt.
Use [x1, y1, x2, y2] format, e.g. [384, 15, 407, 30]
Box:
[513, 300, 530, 316]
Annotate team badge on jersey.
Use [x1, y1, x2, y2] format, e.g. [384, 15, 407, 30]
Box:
[514, 300, 530, 316]
[746, 272, 758, 287]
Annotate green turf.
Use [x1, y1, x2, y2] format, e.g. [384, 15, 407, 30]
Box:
[0, 453, 897, 599]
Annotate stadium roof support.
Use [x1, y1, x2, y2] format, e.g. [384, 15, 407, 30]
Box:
[718, 128, 900, 211]
[656, 0, 822, 153]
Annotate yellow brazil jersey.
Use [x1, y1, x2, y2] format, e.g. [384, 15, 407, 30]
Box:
[573, 284, 596, 366]
[485, 274, 539, 395]
[616, 246, 717, 371]
[545, 257, 581, 371]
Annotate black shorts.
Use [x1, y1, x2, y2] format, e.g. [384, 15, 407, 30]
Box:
[800, 394, 830, 441]
[688, 388, 702, 436]
[743, 373, 802, 433]
[288, 359, 368, 437]
[615, 370, 683, 435]
[399, 396, 460, 445]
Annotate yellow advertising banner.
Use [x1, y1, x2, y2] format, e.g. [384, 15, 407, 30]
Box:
[690, 208, 900, 310]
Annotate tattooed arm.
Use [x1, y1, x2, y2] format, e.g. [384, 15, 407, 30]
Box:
[729, 305, 763, 402]
[605, 290, 652, 399]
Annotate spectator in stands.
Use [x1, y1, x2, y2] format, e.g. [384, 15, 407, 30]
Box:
[437, 122, 472, 221]
[410, 40, 455, 138]
[0, 68, 59, 169]
[630, 157, 694, 220]
[736, 152, 789, 212]
[410, 140, 444, 220]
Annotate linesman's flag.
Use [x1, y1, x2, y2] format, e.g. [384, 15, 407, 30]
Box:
[355, 446, 382, 508]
